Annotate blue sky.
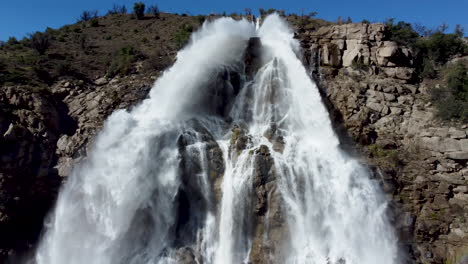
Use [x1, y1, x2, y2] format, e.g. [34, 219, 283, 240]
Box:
[1, 0, 467, 40]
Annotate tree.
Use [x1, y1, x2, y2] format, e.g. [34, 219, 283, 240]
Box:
[413, 23, 432, 37]
[346, 17, 352, 24]
[454, 24, 465, 38]
[147, 5, 160, 18]
[79, 10, 98, 22]
[29, 32, 50, 55]
[108, 4, 127, 15]
[259, 8, 266, 16]
[133, 2, 145, 20]
[244, 8, 252, 16]
[386, 20, 419, 46]
[436, 23, 449, 33]
[7, 37, 18, 45]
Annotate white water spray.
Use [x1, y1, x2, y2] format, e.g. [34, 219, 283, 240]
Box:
[34, 14, 399, 264]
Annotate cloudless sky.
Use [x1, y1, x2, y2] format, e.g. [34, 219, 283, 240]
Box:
[1, 0, 467, 40]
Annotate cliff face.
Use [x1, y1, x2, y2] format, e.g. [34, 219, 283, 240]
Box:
[297, 23, 467, 264]
[0, 16, 466, 263]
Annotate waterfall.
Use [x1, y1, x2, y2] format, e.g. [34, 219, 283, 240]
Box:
[34, 14, 399, 264]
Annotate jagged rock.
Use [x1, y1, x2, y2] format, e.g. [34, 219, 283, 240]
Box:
[94, 77, 109, 86]
[175, 247, 197, 264]
[446, 152, 468, 160]
[249, 144, 288, 264]
[175, 119, 225, 243]
[245, 37, 263, 78]
[298, 22, 467, 264]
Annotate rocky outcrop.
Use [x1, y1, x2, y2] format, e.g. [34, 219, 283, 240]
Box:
[0, 74, 163, 261]
[249, 144, 288, 264]
[0, 86, 75, 260]
[298, 22, 467, 264]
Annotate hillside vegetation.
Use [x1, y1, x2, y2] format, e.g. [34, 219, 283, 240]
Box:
[0, 6, 467, 123]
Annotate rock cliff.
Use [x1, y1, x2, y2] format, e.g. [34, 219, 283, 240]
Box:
[298, 22, 467, 264]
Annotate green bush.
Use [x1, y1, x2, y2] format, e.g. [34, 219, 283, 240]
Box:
[415, 32, 466, 64]
[29, 32, 50, 54]
[0, 69, 30, 85]
[7, 37, 19, 45]
[174, 24, 193, 48]
[430, 62, 468, 122]
[133, 2, 145, 20]
[368, 144, 400, 168]
[53, 62, 73, 77]
[420, 58, 437, 79]
[106, 46, 143, 77]
[385, 19, 419, 46]
[196, 15, 206, 25]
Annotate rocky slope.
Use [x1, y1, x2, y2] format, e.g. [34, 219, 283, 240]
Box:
[0, 13, 467, 263]
[299, 23, 467, 264]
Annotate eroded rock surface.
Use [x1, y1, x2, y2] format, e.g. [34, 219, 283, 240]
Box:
[298, 22, 467, 264]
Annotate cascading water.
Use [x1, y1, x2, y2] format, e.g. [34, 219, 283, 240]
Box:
[34, 14, 400, 264]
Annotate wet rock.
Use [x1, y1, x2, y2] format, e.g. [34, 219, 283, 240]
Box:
[175, 247, 197, 264]
[249, 144, 288, 264]
[244, 37, 263, 78]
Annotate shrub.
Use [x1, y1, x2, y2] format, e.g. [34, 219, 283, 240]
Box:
[147, 5, 160, 18]
[385, 19, 419, 46]
[368, 144, 400, 168]
[108, 4, 127, 15]
[133, 2, 145, 20]
[420, 58, 437, 79]
[79, 10, 98, 22]
[266, 8, 277, 15]
[174, 24, 193, 48]
[89, 18, 99, 27]
[33, 66, 53, 84]
[7, 37, 19, 45]
[196, 15, 206, 25]
[454, 24, 465, 38]
[53, 62, 73, 77]
[446, 63, 468, 101]
[106, 46, 143, 77]
[415, 32, 466, 64]
[430, 62, 468, 122]
[29, 32, 50, 55]
[258, 8, 266, 16]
